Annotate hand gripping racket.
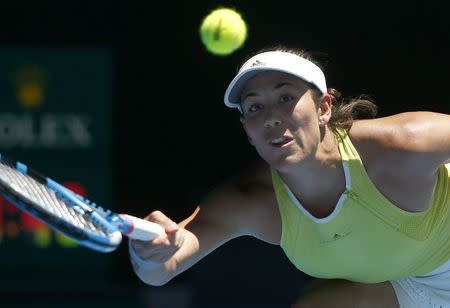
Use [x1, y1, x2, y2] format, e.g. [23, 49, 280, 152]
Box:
[0, 154, 165, 252]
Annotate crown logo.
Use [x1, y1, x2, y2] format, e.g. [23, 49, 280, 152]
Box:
[12, 65, 48, 109]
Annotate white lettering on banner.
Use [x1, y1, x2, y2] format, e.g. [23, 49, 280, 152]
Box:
[0, 113, 93, 149]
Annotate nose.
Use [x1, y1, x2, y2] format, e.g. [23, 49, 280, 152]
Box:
[264, 117, 281, 128]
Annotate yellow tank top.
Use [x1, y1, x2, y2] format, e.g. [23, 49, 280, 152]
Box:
[272, 129, 450, 283]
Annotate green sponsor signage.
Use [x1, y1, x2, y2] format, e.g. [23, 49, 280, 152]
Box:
[0, 47, 113, 292]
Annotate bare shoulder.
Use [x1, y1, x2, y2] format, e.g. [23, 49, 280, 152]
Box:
[227, 159, 281, 244]
[350, 111, 450, 151]
[348, 111, 450, 176]
[191, 158, 281, 245]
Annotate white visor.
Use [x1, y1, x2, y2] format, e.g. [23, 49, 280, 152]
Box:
[224, 51, 327, 112]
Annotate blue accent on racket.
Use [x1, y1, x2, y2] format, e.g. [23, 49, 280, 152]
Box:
[0, 154, 165, 253]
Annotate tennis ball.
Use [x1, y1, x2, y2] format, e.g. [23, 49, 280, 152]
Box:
[200, 8, 248, 56]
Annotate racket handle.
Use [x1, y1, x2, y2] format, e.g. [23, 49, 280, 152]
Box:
[119, 214, 165, 241]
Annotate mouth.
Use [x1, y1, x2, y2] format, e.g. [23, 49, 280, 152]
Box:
[269, 136, 294, 147]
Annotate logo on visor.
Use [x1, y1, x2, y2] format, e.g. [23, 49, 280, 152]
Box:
[250, 60, 265, 67]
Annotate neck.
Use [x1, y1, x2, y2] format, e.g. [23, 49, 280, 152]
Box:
[278, 128, 346, 211]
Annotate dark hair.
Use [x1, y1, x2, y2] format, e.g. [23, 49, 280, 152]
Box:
[240, 45, 378, 131]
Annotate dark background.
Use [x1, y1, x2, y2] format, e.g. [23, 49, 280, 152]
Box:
[0, 1, 449, 307]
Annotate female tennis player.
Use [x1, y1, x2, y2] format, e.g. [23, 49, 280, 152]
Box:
[129, 45, 450, 307]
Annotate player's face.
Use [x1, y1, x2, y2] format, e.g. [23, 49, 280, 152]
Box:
[240, 71, 324, 172]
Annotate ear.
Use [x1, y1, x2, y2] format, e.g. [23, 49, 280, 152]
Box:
[317, 93, 333, 126]
[240, 116, 255, 146]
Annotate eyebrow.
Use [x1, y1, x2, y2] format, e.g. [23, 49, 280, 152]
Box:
[241, 82, 293, 103]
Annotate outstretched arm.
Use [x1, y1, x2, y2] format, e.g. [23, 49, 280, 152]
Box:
[129, 159, 280, 286]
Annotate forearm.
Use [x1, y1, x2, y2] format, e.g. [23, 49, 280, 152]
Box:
[128, 171, 272, 286]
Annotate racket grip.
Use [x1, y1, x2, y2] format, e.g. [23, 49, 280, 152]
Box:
[119, 214, 165, 241]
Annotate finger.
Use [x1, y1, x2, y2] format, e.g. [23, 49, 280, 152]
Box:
[145, 211, 178, 233]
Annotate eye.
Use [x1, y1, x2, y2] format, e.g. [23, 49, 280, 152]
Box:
[246, 103, 263, 113]
[279, 94, 294, 104]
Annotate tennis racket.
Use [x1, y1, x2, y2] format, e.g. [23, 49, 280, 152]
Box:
[0, 153, 165, 253]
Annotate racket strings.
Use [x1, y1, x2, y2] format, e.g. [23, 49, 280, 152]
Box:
[0, 162, 108, 236]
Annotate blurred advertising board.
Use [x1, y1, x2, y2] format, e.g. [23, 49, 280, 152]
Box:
[0, 47, 113, 293]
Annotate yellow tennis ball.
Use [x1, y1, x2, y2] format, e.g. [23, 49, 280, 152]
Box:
[200, 8, 248, 56]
